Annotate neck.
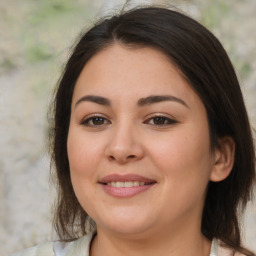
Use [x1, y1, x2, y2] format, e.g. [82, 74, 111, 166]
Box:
[90, 224, 211, 256]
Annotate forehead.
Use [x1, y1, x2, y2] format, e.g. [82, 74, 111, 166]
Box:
[72, 43, 200, 108]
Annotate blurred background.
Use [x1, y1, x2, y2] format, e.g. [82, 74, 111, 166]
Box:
[0, 0, 255, 255]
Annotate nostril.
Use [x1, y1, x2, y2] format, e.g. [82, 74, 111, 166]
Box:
[108, 154, 136, 162]
[128, 155, 136, 159]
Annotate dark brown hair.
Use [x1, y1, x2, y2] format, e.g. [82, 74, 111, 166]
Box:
[50, 6, 255, 255]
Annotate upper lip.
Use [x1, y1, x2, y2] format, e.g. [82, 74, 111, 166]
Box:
[99, 174, 156, 184]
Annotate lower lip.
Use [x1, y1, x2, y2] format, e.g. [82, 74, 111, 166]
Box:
[100, 183, 155, 197]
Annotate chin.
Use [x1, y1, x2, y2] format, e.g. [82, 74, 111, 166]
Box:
[95, 212, 155, 236]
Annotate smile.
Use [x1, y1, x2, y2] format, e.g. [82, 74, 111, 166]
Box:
[106, 181, 150, 187]
[99, 174, 156, 197]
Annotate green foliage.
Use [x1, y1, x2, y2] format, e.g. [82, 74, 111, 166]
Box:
[240, 62, 252, 77]
[26, 44, 53, 63]
[0, 56, 16, 74]
[200, 0, 252, 80]
[27, 0, 73, 25]
[235, 61, 252, 81]
[21, 0, 89, 65]
[200, 0, 230, 30]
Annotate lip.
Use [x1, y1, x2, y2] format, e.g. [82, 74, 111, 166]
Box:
[99, 173, 156, 183]
[99, 173, 157, 198]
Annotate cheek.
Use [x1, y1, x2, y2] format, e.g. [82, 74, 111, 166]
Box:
[67, 130, 101, 211]
[67, 129, 103, 179]
[149, 125, 213, 184]
[151, 128, 213, 216]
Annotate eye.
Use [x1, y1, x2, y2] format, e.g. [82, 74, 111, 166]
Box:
[145, 115, 177, 126]
[81, 115, 111, 127]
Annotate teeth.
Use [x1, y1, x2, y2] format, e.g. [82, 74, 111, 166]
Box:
[134, 181, 139, 187]
[125, 181, 133, 187]
[106, 181, 146, 187]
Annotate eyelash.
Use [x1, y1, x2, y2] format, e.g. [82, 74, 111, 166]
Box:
[81, 115, 177, 127]
[81, 115, 111, 126]
[144, 115, 177, 126]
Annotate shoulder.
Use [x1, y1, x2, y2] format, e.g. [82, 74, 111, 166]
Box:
[9, 242, 54, 256]
[9, 232, 95, 256]
[217, 240, 248, 256]
[63, 232, 95, 256]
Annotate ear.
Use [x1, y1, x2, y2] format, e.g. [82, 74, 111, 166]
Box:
[210, 136, 235, 182]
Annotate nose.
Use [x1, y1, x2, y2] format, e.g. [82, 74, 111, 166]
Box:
[105, 124, 144, 164]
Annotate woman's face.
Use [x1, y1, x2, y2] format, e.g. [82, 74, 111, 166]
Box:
[67, 44, 217, 237]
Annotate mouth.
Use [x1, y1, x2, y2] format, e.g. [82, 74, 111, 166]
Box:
[104, 181, 154, 187]
[99, 174, 156, 197]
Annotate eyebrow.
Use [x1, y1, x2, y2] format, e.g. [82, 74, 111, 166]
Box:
[75, 94, 189, 108]
[138, 95, 189, 108]
[75, 95, 111, 107]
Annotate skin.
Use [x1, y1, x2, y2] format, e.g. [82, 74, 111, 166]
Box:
[67, 44, 234, 256]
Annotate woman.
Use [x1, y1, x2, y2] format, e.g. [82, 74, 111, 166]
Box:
[11, 6, 255, 256]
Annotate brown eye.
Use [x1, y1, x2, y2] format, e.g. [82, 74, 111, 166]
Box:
[153, 117, 167, 125]
[91, 117, 105, 125]
[82, 116, 110, 126]
[146, 116, 177, 126]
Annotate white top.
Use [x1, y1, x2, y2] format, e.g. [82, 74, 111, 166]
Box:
[53, 233, 219, 256]
[53, 232, 94, 256]
[11, 232, 222, 256]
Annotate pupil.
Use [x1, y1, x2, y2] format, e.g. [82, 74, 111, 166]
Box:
[154, 117, 165, 124]
[93, 117, 104, 125]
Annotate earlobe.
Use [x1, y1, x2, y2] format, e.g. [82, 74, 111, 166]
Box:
[210, 137, 235, 182]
